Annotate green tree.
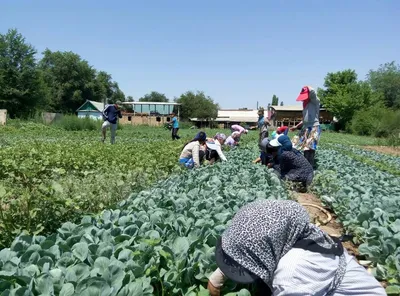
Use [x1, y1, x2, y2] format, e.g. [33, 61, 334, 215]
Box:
[139, 91, 168, 102]
[367, 61, 400, 108]
[175, 91, 219, 120]
[318, 69, 381, 128]
[39, 49, 98, 113]
[0, 29, 45, 117]
[271, 94, 279, 106]
[280, 101, 284, 106]
[126, 96, 134, 102]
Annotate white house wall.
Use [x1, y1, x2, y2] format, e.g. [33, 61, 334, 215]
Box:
[77, 112, 103, 120]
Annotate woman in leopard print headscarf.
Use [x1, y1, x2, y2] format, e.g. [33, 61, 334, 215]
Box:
[208, 200, 385, 296]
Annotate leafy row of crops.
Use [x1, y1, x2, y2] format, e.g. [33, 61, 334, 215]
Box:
[328, 143, 400, 171]
[1, 123, 234, 248]
[312, 148, 400, 294]
[0, 146, 289, 295]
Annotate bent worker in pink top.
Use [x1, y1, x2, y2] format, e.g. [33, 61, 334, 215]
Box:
[230, 124, 248, 135]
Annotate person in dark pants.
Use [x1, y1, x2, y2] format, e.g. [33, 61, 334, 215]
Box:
[101, 101, 122, 144]
[170, 112, 180, 140]
[207, 200, 386, 296]
[290, 86, 321, 168]
[267, 135, 314, 188]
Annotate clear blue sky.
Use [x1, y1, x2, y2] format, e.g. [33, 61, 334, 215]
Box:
[2, 0, 399, 108]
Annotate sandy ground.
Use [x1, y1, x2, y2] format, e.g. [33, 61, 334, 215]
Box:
[293, 191, 388, 288]
[362, 145, 400, 156]
[293, 192, 358, 257]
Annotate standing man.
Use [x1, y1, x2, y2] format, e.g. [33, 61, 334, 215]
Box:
[290, 86, 321, 168]
[171, 112, 180, 140]
[101, 101, 122, 144]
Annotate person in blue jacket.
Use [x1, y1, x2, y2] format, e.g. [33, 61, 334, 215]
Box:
[170, 112, 180, 140]
[101, 101, 122, 144]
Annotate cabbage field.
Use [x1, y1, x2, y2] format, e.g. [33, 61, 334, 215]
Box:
[0, 123, 399, 295]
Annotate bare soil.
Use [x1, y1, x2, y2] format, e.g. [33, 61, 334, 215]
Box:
[293, 192, 388, 288]
[362, 145, 400, 156]
[293, 192, 358, 256]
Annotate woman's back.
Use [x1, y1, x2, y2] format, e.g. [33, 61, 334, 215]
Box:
[280, 150, 313, 183]
[273, 248, 385, 295]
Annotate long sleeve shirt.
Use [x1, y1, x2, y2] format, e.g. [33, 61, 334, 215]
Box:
[279, 150, 313, 184]
[102, 104, 122, 124]
[206, 141, 227, 161]
[209, 249, 385, 296]
[231, 124, 246, 134]
[302, 87, 320, 128]
[179, 141, 201, 167]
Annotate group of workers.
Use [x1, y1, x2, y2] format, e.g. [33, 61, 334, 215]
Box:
[100, 89, 384, 295]
[178, 86, 385, 295]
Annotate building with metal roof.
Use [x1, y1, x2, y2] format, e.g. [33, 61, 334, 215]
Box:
[268, 105, 333, 127]
[76, 100, 105, 120]
[119, 101, 181, 126]
[190, 108, 259, 128]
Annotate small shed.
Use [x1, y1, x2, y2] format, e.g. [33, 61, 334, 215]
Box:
[268, 105, 333, 127]
[76, 100, 105, 120]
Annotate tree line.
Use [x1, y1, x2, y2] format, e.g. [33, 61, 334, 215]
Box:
[318, 62, 400, 138]
[0, 29, 220, 121]
[267, 63, 400, 139]
[0, 29, 125, 118]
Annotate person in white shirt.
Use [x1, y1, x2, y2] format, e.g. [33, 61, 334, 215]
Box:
[179, 131, 207, 168]
[207, 200, 386, 296]
[205, 133, 227, 164]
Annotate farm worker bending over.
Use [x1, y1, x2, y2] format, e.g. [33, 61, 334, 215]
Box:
[170, 112, 180, 140]
[231, 131, 243, 143]
[179, 131, 207, 169]
[266, 135, 314, 188]
[290, 86, 321, 168]
[253, 137, 273, 165]
[101, 101, 122, 144]
[205, 133, 227, 164]
[231, 124, 248, 135]
[224, 135, 238, 148]
[207, 200, 386, 296]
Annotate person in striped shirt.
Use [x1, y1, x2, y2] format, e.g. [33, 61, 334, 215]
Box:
[207, 200, 385, 296]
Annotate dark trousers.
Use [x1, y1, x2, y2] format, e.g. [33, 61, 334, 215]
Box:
[172, 128, 180, 140]
[206, 148, 220, 162]
[304, 150, 316, 169]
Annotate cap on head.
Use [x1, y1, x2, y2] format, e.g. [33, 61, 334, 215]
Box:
[296, 86, 309, 101]
[116, 100, 122, 105]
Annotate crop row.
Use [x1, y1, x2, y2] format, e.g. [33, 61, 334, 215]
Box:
[313, 148, 400, 293]
[0, 147, 289, 296]
[327, 143, 400, 172]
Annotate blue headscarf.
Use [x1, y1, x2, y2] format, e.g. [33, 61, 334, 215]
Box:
[268, 136, 301, 165]
[193, 131, 207, 142]
[277, 135, 293, 153]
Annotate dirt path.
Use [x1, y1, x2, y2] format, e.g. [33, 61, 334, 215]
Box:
[293, 191, 387, 288]
[362, 145, 400, 156]
[293, 192, 358, 256]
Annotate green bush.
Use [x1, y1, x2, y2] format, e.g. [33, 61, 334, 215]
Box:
[350, 105, 400, 138]
[53, 115, 100, 131]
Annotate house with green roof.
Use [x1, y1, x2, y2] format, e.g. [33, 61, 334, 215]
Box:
[76, 100, 105, 120]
